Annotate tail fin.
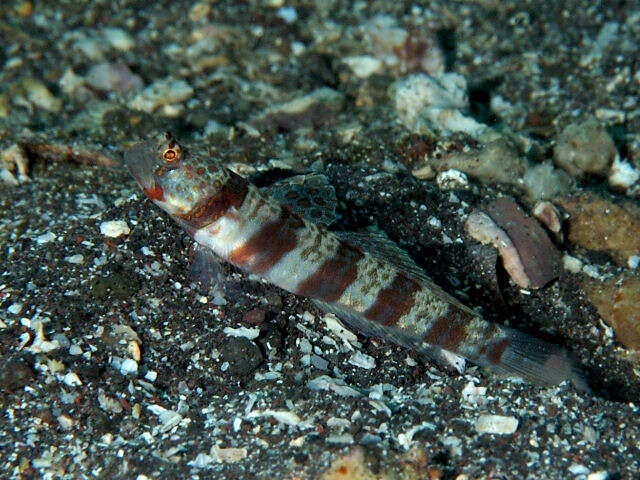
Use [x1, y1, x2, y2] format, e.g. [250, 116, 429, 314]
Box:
[476, 328, 589, 391]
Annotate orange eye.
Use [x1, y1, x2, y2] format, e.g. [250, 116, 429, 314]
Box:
[163, 149, 177, 161]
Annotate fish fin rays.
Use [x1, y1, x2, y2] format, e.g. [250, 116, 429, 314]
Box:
[190, 243, 228, 305]
[262, 173, 338, 227]
[335, 228, 433, 284]
[478, 328, 590, 391]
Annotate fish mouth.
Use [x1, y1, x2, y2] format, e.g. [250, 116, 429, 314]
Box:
[124, 139, 158, 191]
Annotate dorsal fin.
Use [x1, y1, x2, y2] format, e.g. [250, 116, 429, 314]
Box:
[335, 228, 431, 283]
[262, 173, 338, 227]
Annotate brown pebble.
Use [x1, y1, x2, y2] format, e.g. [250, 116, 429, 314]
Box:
[0, 359, 34, 392]
[242, 308, 265, 325]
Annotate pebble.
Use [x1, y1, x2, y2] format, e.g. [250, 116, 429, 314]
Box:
[348, 351, 376, 369]
[391, 73, 486, 138]
[130, 78, 194, 113]
[608, 156, 639, 190]
[223, 326, 260, 340]
[101, 27, 135, 51]
[98, 390, 123, 414]
[247, 409, 302, 426]
[475, 414, 518, 435]
[250, 88, 345, 132]
[64, 254, 84, 264]
[36, 232, 56, 244]
[557, 193, 640, 266]
[220, 337, 264, 375]
[62, 371, 82, 387]
[426, 139, 526, 188]
[8, 303, 23, 315]
[147, 404, 183, 433]
[85, 62, 143, 94]
[21, 78, 62, 112]
[582, 275, 640, 350]
[0, 359, 34, 391]
[523, 162, 573, 201]
[436, 169, 469, 190]
[100, 220, 130, 238]
[307, 375, 361, 397]
[342, 55, 383, 78]
[553, 118, 617, 177]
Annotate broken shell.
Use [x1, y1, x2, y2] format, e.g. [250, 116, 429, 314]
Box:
[465, 198, 560, 289]
[532, 201, 562, 237]
[128, 341, 141, 362]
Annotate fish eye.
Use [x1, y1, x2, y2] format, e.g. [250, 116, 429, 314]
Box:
[163, 148, 178, 162]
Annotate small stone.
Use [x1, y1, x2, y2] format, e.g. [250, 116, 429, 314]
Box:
[554, 118, 617, 177]
[220, 337, 264, 375]
[36, 232, 56, 244]
[119, 358, 138, 376]
[62, 371, 82, 387]
[98, 390, 123, 414]
[391, 73, 486, 138]
[100, 220, 130, 238]
[21, 78, 62, 112]
[586, 471, 609, 480]
[101, 27, 135, 51]
[583, 275, 640, 350]
[532, 201, 562, 234]
[57, 414, 75, 430]
[342, 55, 383, 78]
[86, 62, 143, 94]
[436, 169, 469, 190]
[223, 326, 260, 340]
[147, 404, 183, 433]
[348, 351, 376, 369]
[0, 359, 33, 391]
[475, 414, 518, 435]
[608, 156, 639, 190]
[64, 254, 84, 264]
[7, 303, 23, 315]
[557, 193, 640, 266]
[250, 88, 344, 132]
[130, 78, 194, 113]
[211, 444, 248, 463]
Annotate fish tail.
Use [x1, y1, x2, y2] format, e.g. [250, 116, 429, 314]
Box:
[469, 324, 588, 391]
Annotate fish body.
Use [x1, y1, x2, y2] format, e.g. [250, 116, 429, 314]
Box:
[126, 132, 586, 389]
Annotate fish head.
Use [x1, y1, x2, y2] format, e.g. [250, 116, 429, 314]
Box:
[125, 132, 239, 229]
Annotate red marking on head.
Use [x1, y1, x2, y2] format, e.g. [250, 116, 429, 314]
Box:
[143, 183, 164, 201]
[177, 172, 249, 230]
[296, 242, 363, 302]
[364, 273, 420, 326]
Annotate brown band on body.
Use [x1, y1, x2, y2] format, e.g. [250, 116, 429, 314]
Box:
[423, 308, 475, 351]
[229, 208, 303, 275]
[177, 171, 249, 229]
[364, 273, 420, 326]
[480, 338, 510, 366]
[296, 242, 363, 302]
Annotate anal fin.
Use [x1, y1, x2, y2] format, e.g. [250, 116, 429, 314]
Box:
[312, 299, 465, 374]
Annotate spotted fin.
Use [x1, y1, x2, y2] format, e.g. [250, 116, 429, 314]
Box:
[263, 173, 338, 226]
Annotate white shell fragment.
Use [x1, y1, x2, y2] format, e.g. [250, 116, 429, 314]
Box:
[100, 220, 130, 238]
[348, 351, 376, 369]
[475, 414, 519, 435]
[223, 326, 260, 340]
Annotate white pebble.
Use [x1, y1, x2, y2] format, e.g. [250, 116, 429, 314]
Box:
[63, 371, 83, 387]
[145, 370, 157, 382]
[101, 27, 135, 51]
[608, 156, 639, 189]
[475, 414, 518, 435]
[100, 220, 130, 238]
[120, 358, 138, 376]
[36, 232, 56, 244]
[130, 78, 194, 113]
[587, 472, 609, 480]
[628, 255, 639, 269]
[64, 254, 84, 264]
[69, 344, 83, 356]
[348, 351, 376, 369]
[8, 303, 23, 315]
[223, 326, 260, 340]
